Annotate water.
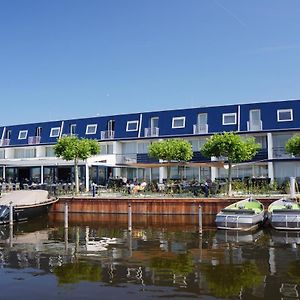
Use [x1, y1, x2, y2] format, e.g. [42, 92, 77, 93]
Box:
[0, 214, 300, 299]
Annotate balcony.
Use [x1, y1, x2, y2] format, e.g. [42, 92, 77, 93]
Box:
[28, 136, 41, 144]
[247, 121, 262, 131]
[246, 148, 268, 161]
[273, 147, 294, 159]
[0, 139, 10, 147]
[193, 124, 208, 134]
[116, 154, 137, 164]
[190, 151, 211, 162]
[101, 130, 115, 140]
[137, 153, 159, 164]
[144, 127, 159, 137]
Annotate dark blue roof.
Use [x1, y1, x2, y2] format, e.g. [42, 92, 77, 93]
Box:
[1, 99, 300, 147]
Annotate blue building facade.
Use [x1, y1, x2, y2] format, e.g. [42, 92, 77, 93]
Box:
[0, 99, 299, 189]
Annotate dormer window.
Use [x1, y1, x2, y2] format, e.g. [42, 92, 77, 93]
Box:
[172, 117, 186, 128]
[277, 109, 293, 122]
[18, 130, 28, 140]
[126, 121, 139, 132]
[86, 124, 97, 135]
[50, 127, 60, 137]
[222, 113, 237, 125]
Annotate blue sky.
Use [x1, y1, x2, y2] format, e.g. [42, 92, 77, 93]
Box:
[1, 0, 300, 125]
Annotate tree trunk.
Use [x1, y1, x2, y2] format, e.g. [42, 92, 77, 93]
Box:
[167, 164, 171, 183]
[74, 158, 79, 194]
[227, 161, 232, 196]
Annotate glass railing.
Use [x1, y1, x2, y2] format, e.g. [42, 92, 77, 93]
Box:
[193, 124, 208, 134]
[100, 130, 115, 140]
[28, 136, 41, 144]
[247, 121, 262, 131]
[144, 127, 159, 137]
[0, 139, 10, 147]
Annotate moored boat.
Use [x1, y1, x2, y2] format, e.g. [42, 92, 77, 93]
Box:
[215, 197, 265, 231]
[268, 198, 300, 230]
[0, 190, 58, 224]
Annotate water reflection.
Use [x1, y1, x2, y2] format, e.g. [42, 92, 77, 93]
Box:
[0, 214, 300, 299]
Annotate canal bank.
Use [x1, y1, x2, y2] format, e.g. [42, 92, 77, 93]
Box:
[50, 196, 278, 215]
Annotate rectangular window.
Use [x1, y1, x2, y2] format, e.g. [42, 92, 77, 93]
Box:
[70, 124, 76, 135]
[45, 146, 55, 157]
[18, 130, 28, 140]
[222, 113, 237, 125]
[126, 120, 139, 132]
[277, 109, 293, 122]
[50, 127, 60, 137]
[172, 116, 186, 128]
[86, 124, 97, 135]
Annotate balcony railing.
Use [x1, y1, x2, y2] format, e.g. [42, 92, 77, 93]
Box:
[193, 124, 208, 134]
[137, 153, 159, 163]
[28, 136, 41, 144]
[101, 130, 115, 140]
[116, 154, 137, 164]
[273, 147, 294, 159]
[247, 121, 262, 131]
[0, 139, 10, 147]
[144, 127, 159, 137]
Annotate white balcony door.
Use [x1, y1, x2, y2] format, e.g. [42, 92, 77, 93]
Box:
[197, 113, 207, 126]
[151, 117, 159, 128]
[150, 117, 159, 134]
[108, 120, 115, 131]
[250, 109, 261, 130]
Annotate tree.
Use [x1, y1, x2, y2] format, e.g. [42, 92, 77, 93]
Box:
[201, 132, 260, 196]
[54, 261, 102, 284]
[54, 136, 100, 193]
[148, 139, 193, 181]
[202, 262, 263, 298]
[286, 135, 300, 156]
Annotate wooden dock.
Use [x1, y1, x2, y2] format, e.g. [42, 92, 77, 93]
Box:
[50, 196, 277, 215]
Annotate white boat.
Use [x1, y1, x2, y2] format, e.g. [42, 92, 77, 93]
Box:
[215, 197, 265, 231]
[215, 229, 263, 243]
[0, 190, 58, 224]
[268, 198, 300, 230]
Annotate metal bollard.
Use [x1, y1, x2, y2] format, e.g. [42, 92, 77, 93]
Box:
[198, 205, 203, 234]
[128, 203, 132, 232]
[92, 184, 96, 197]
[9, 201, 13, 226]
[64, 227, 68, 252]
[290, 177, 296, 199]
[64, 202, 69, 229]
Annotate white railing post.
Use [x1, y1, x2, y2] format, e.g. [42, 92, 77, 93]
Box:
[198, 205, 202, 234]
[290, 177, 296, 199]
[128, 203, 132, 232]
[9, 201, 13, 226]
[64, 202, 69, 229]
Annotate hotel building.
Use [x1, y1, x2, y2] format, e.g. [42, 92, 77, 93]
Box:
[0, 99, 299, 190]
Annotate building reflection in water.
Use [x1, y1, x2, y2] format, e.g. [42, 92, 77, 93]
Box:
[0, 214, 300, 299]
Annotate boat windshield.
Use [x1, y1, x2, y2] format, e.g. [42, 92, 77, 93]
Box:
[0, 206, 9, 218]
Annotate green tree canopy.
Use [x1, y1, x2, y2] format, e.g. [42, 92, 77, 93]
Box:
[201, 132, 260, 195]
[54, 261, 102, 284]
[148, 139, 193, 180]
[150, 253, 194, 276]
[202, 262, 263, 298]
[54, 136, 100, 193]
[286, 135, 300, 156]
